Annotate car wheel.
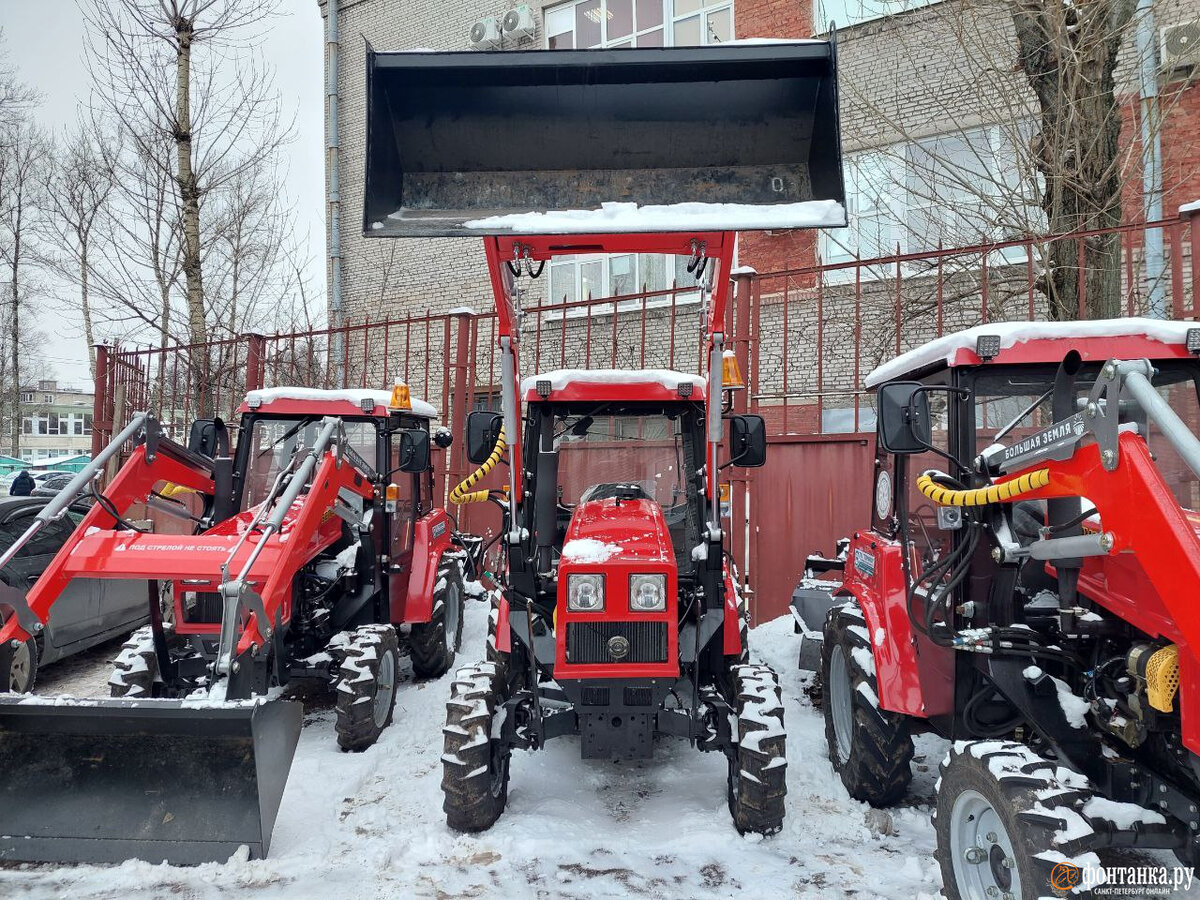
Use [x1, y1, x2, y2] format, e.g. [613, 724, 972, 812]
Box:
[5, 634, 38, 693]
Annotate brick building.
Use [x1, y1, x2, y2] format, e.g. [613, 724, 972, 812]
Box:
[319, 0, 1199, 429]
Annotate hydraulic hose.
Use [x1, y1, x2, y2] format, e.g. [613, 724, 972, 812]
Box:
[917, 468, 1050, 507]
[449, 427, 507, 505]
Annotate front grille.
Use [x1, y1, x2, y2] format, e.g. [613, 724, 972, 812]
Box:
[623, 686, 654, 706]
[581, 686, 611, 706]
[566, 621, 668, 664]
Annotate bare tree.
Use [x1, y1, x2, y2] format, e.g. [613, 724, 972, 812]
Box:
[82, 0, 291, 408]
[0, 29, 39, 130]
[41, 127, 119, 379]
[0, 122, 52, 457]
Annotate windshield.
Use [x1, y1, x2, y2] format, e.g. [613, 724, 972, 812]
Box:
[541, 404, 703, 567]
[243, 417, 377, 509]
[973, 361, 1200, 511]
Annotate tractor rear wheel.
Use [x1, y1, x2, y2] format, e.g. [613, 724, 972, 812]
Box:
[410, 555, 465, 679]
[442, 660, 510, 832]
[334, 624, 401, 752]
[821, 602, 913, 806]
[485, 589, 509, 672]
[727, 663, 787, 835]
[934, 741, 1100, 900]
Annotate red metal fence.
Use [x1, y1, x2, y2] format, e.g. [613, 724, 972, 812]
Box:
[92, 213, 1198, 623]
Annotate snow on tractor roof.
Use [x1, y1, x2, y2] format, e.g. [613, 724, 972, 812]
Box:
[241, 385, 438, 418]
[864, 318, 1200, 388]
[521, 369, 707, 403]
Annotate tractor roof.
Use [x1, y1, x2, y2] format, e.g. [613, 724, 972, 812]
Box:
[521, 369, 707, 403]
[237, 385, 438, 418]
[865, 318, 1200, 388]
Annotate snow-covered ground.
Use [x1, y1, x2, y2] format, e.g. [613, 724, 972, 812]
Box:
[4, 603, 1186, 899]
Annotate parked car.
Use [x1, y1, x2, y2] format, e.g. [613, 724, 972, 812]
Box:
[31, 472, 76, 499]
[0, 497, 149, 692]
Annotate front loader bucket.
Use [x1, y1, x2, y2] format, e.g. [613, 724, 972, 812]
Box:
[364, 43, 844, 236]
[0, 696, 302, 865]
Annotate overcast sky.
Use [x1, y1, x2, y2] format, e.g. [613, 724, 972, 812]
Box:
[1, 0, 326, 390]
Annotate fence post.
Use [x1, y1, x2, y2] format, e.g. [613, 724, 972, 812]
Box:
[730, 271, 755, 614]
[92, 344, 111, 458]
[446, 309, 474, 508]
[244, 333, 266, 394]
[1185, 207, 1200, 318]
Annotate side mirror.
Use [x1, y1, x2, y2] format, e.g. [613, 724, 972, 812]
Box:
[727, 414, 767, 467]
[877, 382, 932, 454]
[187, 418, 228, 458]
[396, 429, 431, 473]
[466, 411, 503, 465]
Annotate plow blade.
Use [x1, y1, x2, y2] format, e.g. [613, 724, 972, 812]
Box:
[364, 44, 844, 236]
[0, 697, 302, 865]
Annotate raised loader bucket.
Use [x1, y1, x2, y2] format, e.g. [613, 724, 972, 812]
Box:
[0, 696, 301, 865]
[364, 43, 845, 236]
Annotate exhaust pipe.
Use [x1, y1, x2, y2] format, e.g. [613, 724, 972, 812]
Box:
[0, 696, 301, 865]
[364, 44, 845, 236]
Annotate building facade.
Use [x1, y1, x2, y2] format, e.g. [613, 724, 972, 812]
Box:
[320, 0, 1199, 430]
[15, 380, 95, 463]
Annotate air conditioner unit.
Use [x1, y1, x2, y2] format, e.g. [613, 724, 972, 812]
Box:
[1161, 21, 1200, 72]
[469, 16, 502, 50]
[502, 5, 537, 41]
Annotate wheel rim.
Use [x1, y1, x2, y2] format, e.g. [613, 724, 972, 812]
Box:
[373, 648, 397, 728]
[829, 643, 853, 764]
[949, 789, 1021, 899]
[8, 642, 31, 693]
[443, 580, 462, 652]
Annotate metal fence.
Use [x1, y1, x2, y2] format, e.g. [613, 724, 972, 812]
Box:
[90, 213, 1199, 620]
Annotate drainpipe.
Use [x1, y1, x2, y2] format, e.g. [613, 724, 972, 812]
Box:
[326, 0, 345, 378]
[1137, 0, 1166, 318]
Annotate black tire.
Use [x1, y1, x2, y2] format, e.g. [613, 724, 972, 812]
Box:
[727, 663, 787, 835]
[1, 630, 37, 694]
[821, 602, 914, 806]
[410, 554, 466, 679]
[734, 585, 750, 665]
[442, 660, 510, 832]
[934, 741, 1101, 900]
[109, 625, 162, 697]
[335, 624, 401, 752]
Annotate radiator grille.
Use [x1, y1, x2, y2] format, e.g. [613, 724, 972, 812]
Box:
[566, 621, 668, 664]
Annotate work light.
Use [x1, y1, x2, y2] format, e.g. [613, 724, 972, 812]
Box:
[567, 573, 605, 612]
[630, 574, 666, 612]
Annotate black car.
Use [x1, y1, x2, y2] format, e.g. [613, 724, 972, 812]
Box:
[31, 472, 76, 499]
[0, 497, 148, 692]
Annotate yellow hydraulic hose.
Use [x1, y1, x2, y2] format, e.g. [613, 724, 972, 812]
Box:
[917, 468, 1051, 507]
[449, 427, 507, 505]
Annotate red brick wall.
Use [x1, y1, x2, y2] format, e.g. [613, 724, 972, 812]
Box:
[733, 0, 823, 278]
[1119, 80, 1200, 228]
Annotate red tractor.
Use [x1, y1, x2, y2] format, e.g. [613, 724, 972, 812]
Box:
[441, 232, 786, 834]
[358, 41, 847, 835]
[794, 320, 1200, 897]
[0, 383, 473, 864]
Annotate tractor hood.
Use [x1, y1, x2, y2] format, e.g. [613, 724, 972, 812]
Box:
[560, 497, 675, 570]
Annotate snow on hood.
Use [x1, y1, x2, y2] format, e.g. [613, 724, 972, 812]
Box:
[244, 385, 438, 419]
[462, 199, 846, 234]
[521, 368, 706, 395]
[560, 538, 622, 564]
[865, 318, 1200, 388]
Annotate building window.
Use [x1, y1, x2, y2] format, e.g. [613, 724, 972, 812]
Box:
[813, 0, 939, 31]
[545, 0, 731, 48]
[547, 253, 698, 306]
[19, 392, 33, 404]
[820, 125, 1041, 266]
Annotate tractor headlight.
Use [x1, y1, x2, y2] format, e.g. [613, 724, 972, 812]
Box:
[567, 573, 605, 612]
[629, 574, 667, 612]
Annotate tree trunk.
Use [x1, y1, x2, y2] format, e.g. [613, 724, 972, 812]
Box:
[9, 210, 21, 459]
[1013, 0, 1134, 320]
[173, 17, 210, 412]
[81, 231, 97, 379]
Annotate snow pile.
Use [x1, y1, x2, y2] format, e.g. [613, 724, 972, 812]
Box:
[521, 368, 707, 396]
[561, 538, 622, 564]
[244, 386, 438, 419]
[865, 318, 1200, 387]
[463, 199, 847, 234]
[1081, 796, 1167, 830]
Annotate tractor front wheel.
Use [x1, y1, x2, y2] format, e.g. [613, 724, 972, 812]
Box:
[334, 624, 401, 752]
[726, 663, 787, 835]
[821, 602, 913, 806]
[442, 660, 510, 832]
[109, 625, 167, 697]
[410, 555, 466, 679]
[935, 741, 1100, 900]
